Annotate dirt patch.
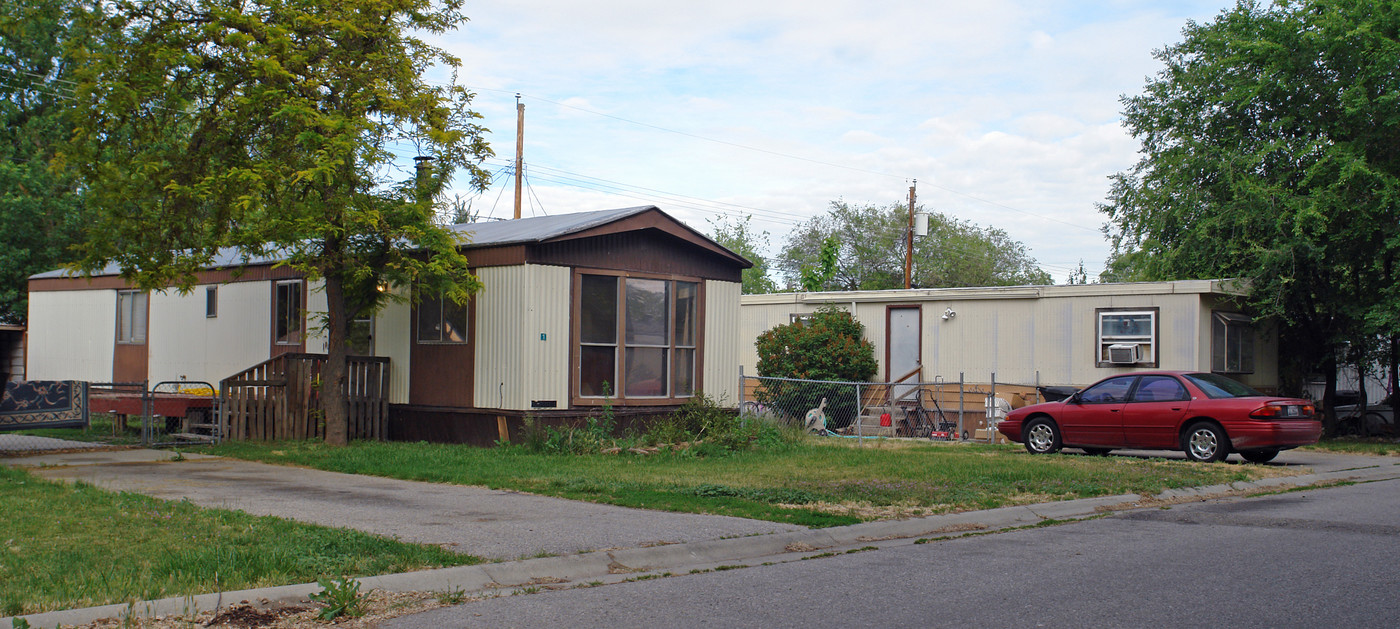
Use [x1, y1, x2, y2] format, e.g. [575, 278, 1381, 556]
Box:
[205, 603, 309, 628]
[68, 590, 464, 629]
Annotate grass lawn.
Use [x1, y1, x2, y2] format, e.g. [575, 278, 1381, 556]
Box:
[0, 466, 478, 616]
[209, 438, 1291, 527]
[1302, 437, 1400, 456]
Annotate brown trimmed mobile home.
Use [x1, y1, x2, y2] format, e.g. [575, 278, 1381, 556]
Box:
[27, 206, 750, 443]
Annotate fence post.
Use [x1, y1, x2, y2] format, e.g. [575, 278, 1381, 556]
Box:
[958, 372, 965, 441]
[855, 382, 863, 446]
[989, 373, 996, 443]
[738, 365, 745, 405]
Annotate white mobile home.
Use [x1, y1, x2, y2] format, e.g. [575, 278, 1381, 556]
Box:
[740, 280, 1276, 391]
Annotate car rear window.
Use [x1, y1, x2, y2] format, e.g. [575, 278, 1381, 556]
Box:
[1184, 373, 1263, 398]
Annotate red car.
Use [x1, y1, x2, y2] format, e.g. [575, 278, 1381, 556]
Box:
[998, 371, 1320, 463]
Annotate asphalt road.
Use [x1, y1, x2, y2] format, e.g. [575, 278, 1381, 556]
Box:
[384, 475, 1400, 629]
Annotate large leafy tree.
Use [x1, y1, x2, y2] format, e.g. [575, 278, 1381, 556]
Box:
[60, 0, 493, 444]
[777, 201, 1052, 291]
[0, 0, 88, 324]
[708, 214, 777, 294]
[1099, 0, 1400, 411]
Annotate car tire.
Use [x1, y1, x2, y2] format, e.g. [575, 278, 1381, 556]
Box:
[1363, 412, 1387, 437]
[1081, 447, 1112, 456]
[1182, 421, 1230, 462]
[1240, 448, 1280, 464]
[1023, 417, 1062, 455]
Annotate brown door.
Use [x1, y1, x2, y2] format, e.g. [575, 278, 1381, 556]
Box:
[408, 293, 474, 407]
[113, 290, 149, 384]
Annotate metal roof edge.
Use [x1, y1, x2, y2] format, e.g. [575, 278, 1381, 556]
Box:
[738, 279, 1245, 305]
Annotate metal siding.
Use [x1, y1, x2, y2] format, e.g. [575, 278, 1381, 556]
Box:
[703, 280, 742, 403]
[303, 279, 329, 353]
[27, 289, 117, 382]
[146, 282, 271, 385]
[531, 232, 743, 282]
[474, 265, 571, 411]
[377, 290, 412, 404]
[737, 301, 813, 374]
[738, 285, 1282, 389]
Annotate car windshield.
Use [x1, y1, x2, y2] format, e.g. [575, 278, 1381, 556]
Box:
[1184, 373, 1263, 399]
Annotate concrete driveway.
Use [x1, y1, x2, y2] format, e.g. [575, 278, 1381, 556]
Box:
[3, 447, 802, 561]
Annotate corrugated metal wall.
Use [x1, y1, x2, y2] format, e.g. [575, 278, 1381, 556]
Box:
[27, 289, 117, 382]
[474, 264, 571, 411]
[738, 284, 1278, 389]
[377, 288, 412, 405]
[703, 280, 741, 403]
[148, 282, 272, 386]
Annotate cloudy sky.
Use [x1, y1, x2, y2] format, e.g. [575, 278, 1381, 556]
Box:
[425, 0, 1233, 283]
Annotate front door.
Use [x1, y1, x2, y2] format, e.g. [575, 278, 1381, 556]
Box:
[112, 290, 148, 384]
[409, 291, 473, 407]
[886, 306, 921, 403]
[1058, 375, 1135, 447]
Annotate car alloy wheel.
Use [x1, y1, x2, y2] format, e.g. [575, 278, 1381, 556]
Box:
[1024, 419, 1061, 454]
[1184, 422, 1229, 462]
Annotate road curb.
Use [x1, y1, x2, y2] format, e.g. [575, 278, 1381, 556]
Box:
[6, 459, 1398, 629]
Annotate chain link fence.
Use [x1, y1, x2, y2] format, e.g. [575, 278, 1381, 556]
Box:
[738, 371, 1063, 444]
[1, 379, 220, 456]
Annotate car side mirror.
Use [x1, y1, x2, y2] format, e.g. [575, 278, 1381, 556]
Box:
[1066, 392, 1081, 404]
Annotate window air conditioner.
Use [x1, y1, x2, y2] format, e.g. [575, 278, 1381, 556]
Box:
[1107, 343, 1139, 365]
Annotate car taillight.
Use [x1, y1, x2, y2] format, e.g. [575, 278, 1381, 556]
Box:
[1250, 403, 1314, 419]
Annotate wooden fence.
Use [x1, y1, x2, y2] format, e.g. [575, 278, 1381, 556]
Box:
[220, 353, 389, 441]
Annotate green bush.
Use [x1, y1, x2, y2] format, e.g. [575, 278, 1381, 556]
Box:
[512, 391, 801, 457]
[754, 306, 877, 428]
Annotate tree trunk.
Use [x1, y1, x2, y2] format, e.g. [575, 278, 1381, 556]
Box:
[322, 272, 351, 446]
[1322, 353, 1338, 436]
[1390, 334, 1398, 412]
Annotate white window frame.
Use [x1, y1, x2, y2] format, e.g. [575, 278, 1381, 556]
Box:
[116, 290, 147, 344]
[1212, 312, 1255, 374]
[1095, 308, 1158, 368]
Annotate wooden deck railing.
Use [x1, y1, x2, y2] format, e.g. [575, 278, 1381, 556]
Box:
[219, 353, 389, 441]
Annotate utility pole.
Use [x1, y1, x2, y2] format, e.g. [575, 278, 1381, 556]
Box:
[513, 93, 524, 220]
[905, 179, 917, 289]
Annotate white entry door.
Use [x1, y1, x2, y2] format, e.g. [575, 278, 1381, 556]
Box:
[887, 306, 921, 403]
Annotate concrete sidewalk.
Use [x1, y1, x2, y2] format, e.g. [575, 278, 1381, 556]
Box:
[3, 447, 1398, 629]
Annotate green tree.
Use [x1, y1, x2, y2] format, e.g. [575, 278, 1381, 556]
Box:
[1099, 0, 1400, 415]
[753, 306, 878, 428]
[708, 214, 777, 294]
[0, 0, 88, 324]
[778, 201, 1051, 291]
[1066, 260, 1091, 285]
[60, 0, 493, 444]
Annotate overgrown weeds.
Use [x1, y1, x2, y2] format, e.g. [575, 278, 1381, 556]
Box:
[514, 393, 802, 457]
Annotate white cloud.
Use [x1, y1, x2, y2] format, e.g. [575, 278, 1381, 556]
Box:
[435, 1, 1232, 281]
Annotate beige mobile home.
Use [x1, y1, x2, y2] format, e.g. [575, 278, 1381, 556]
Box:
[740, 280, 1276, 391]
[28, 206, 750, 444]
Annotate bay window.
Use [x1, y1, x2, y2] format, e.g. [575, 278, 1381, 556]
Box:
[577, 271, 700, 401]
